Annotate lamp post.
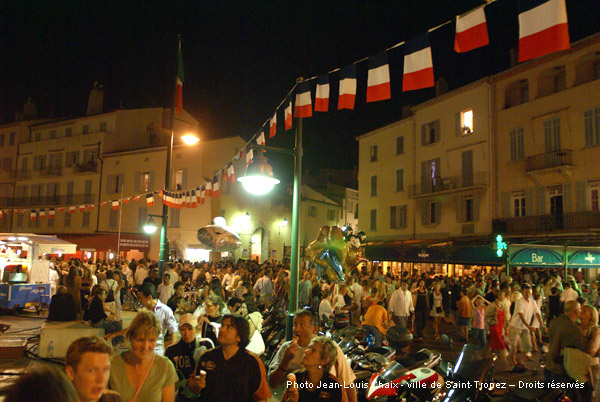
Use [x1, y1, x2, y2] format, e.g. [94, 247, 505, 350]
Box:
[238, 79, 303, 341]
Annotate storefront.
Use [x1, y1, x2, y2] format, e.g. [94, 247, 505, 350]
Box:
[60, 233, 150, 262]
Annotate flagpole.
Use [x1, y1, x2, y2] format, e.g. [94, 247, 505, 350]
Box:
[158, 34, 180, 279]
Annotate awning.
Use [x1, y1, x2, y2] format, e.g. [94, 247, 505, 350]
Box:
[365, 244, 402, 261]
[509, 246, 564, 267]
[567, 248, 600, 267]
[402, 246, 446, 263]
[59, 233, 150, 253]
[0, 234, 77, 254]
[448, 246, 504, 266]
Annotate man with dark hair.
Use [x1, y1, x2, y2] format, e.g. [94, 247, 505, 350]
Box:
[142, 267, 161, 290]
[189, 314, 270, 402]
[48, 285, 77, 321]
[167, 281, 185, 312]
[65, 336, 122, 402]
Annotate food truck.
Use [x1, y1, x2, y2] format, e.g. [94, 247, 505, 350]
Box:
[0, 233, 77, 309]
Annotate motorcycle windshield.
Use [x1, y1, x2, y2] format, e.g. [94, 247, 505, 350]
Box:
[373, 361, 410, 384]
[451, 344, 489, 381]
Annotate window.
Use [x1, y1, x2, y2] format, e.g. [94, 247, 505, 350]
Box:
[509, 127, 525, 161]
[107, 174, 123, 194]
[9, 132, 15, 145]
[555, 70, 566, 92]
[512, 191, 526, 217]
[138, 207, 148, 228]
[31, 183, 43, 203]
[15, 185, 28, 204]
[140, 172, 150, 192]
[100, 122, 107, 132]
[82, 125, 89, 134]
[460, 109, 474, 135]
[2, 158, 12, 171]
[66, 128, 72, 137]
[84, 180, 93, 203]
[370, 175, 377, 196]
[64, 212, 71, 228]
[396, 169, 404, 192]
[66, 151, 79, 167]
[82, 211, 90, 228]
[33, 155, 46, 170]
[390, 205, 407, 229]
[34, 132, 41, 141]
[590, 183, 600, 211]
[17, 213, 23, 228]
[49, 153, 62, 168]
[464, 196, 474, 222]
[396, 136, 404, 155]
[169, 208, 180, 228]
[109, 209, 118, 228]
[370, 145, 378, 162]
[83, 149, 98, 164]
[370, 209, 377, 231]
[584, 106, 600, 146]
[0, 134, 4, 146]
[66, 181, 74, 203]
[327, 209, 336, 221]
[47, 182, 59, 204]
[174, 169, 184, 190]
[20, 157, 27, 171]
[421, 120, 440, 145]
[308, 205, 318, 217]
[425, 200, 440, 225]
[354, 203, 358, 219]
[50, 130, 56, 139]
[47, 213, 54, 227]
[505, 79, 529, 108]
[544, 117, 561, 152]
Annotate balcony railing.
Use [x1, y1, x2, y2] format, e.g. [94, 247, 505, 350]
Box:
[38, 166, 63, 177]
[497, 211, 600, 234]
[74, 161, 99, 173]
[1, 194, 96, 207]
[409, 171, 488, 197]
[525, 149, 572, 172]
[9, 169, 31, 179]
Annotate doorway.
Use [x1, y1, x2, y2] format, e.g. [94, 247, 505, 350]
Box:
[549, 186, 563, 229]
[250, 228, 264, 263]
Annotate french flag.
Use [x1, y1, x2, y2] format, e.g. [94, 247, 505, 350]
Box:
[79, 205, 86, 212]
[285, 100, 292, 130]
[228, 163, 235, 184]
[366, 52, 391, 103]
[205, 181, 212, 197]
[200, 187, 206, 205]
[315, 74, 329, 112]
[30, 210, 36, 221]
[146, 193, 154, 207]
[212, 177, 220, 198]
[403, 34, 435, 91]
[256, 132, 265, 146]
[338, 64, 357, 110]
[246, 149, 254, 167]
[190, 190, 197, 208]
[518, 0, 569, 62]
[454, 6, 489, 53]
[70, 206, 77, 214]
[39, 209, 45, 219]
[294, 81, 312, 118]
[269, 113, 276, 138]
[49, 208, 55, 219]
[111, 201, 119, 210]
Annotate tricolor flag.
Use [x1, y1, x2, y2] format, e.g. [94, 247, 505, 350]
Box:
[69, 206, 76, 214]
[454, 6, 489, 53]
[269, 113, 277, 138]
[79, 205, 86, 213]
[256, 131, 265, 146]
[57, 207, 65, 213]
[338, 64, 357, 110]
[205, 181, 212, 197]
[111, 201, 119, 210]
[133, 195, 140, 202]
[184, 191, 190, 208]
[366, 52, 391, 103]
[246, 149, 254, 167]
[315, 75, 330, 112]
[222, 168, 228, 181]
[234, 150, 242, 161]
[39, 209, 45, 219]
[0, 210, 3, 219]
[175, 39, 184, 114]
[175, 193, 183, 209]
[285, 100, 292, 131]
[100, 202, 107, 207]
[87, 204, 94, 211]
[228, 163, 235, 184]
[518, 0, 569, 62]
[403, 34, 435, 91]
[190, 190, 197, 208]
[122, 197, 130, 204]
[212, 177, 220, 198]
[200, 186, 206, 205]
[294, 81, 312, 118]
[30, 210, 36, 221]
[146, 193, 155, 207]
[49, 209, 55, 219]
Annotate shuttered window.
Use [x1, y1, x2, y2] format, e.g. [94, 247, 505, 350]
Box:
[509, 127, 524, 161]
[544, 117, 561, 152]
[584, 107, 600, 146]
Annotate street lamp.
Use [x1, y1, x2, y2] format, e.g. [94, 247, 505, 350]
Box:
[143, 217, 158, 234]
[237, 79, 303, 341]
[181, 133, 200, 145]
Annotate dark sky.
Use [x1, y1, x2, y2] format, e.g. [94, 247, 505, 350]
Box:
[2, 1, 600, 182]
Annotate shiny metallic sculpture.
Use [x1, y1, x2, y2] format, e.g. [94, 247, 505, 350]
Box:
[307, 226, 349, 282]
[197, 225, 242, 252]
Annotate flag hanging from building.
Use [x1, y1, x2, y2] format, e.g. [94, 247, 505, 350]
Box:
[30, 210, 36, 221]
[256, 132, 265, 146]
[146, 193, 154, 207]
[285, 100, 293, 130]
[454, 6, 489, 53]
[49, 208, 55, 219]
[205, 181, 212, 197]
[133, 195, 140, 202]
[100, 201, 107, 207]
[367, 52, 391, 103]
[0, 210, 3, 219]
[184, 191, 190, 208]
[269, 113, 277, 138]
[338, 64, 357, 110]
[57, 207, 65, 212]
[228, 163, 235, 184]
[190, 190, 197, 208]
[315, 74, 330, 112]
[69, 206, 76, 214]
[294, 81, 312, 118]
[518, 0, 569, 62]
[175, 39, 184, 114]
[122, 197, 130, 204]
[212, 177, 220, 198]
[200, 186, 206, 204]
[246, 149, 254, 167]
[39, 209, 45, 219]
[87, 205, 94, 210]
[403, 34, 435, 91]
[79, 205, 86, 213]
[111, 201, 119, 210]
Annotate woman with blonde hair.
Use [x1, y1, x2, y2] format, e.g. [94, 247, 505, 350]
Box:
[581, 304, 600, 401]
[109, 311, 177, 402]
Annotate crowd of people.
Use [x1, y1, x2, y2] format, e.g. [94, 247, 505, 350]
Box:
[6, 256, 600, 401]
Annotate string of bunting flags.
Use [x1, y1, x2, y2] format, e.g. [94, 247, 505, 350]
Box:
[0, 0, 573, 221]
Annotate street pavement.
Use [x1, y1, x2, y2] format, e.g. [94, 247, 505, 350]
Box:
[0, 310, 546, 401]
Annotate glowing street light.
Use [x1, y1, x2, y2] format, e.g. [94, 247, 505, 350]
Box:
[237, 156, 280, 195]
[181, 133, 200, 145]
[143, 217, 158, 234]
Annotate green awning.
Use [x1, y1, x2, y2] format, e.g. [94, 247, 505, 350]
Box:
[510, 247, 564, 267]
[568, 249, 600, 267]
[449, 246, 504, 266]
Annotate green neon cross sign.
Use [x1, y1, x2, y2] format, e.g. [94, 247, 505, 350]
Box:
[496, 234, 507, 257]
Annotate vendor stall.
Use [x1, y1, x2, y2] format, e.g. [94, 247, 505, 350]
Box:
[0, 234, 77, 309]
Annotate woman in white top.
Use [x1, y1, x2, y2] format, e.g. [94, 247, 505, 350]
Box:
[319, 290, 335, 321]
[101, 270, 124, 322]
[429, 282, 444, 340]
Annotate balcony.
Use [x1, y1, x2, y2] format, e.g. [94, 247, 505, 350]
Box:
[4, 194, 96, 207]
[526, 149, 572, 173]
[38, 166, 63, 177]
[74, 161, 99, 174]
[9, 169, 30, 179]
[496, 211, 600, 234]
[408, 171, 488, 198]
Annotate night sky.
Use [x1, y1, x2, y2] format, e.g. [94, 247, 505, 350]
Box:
[2, 1, 600, 183]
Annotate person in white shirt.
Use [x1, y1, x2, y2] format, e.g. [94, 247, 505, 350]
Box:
[508, 284, 545, 367]
[221, 266, 233, 289]
[319, 290, 335, 321]
[388, 281, 414, 328]
[350, 276, 364, 326]
[133, 263, 148, 286]
[121, 264, 133, 286]
[157, 273, 175, 304]
[164, 262, 180, 285]
[560, 282, 579, 304]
